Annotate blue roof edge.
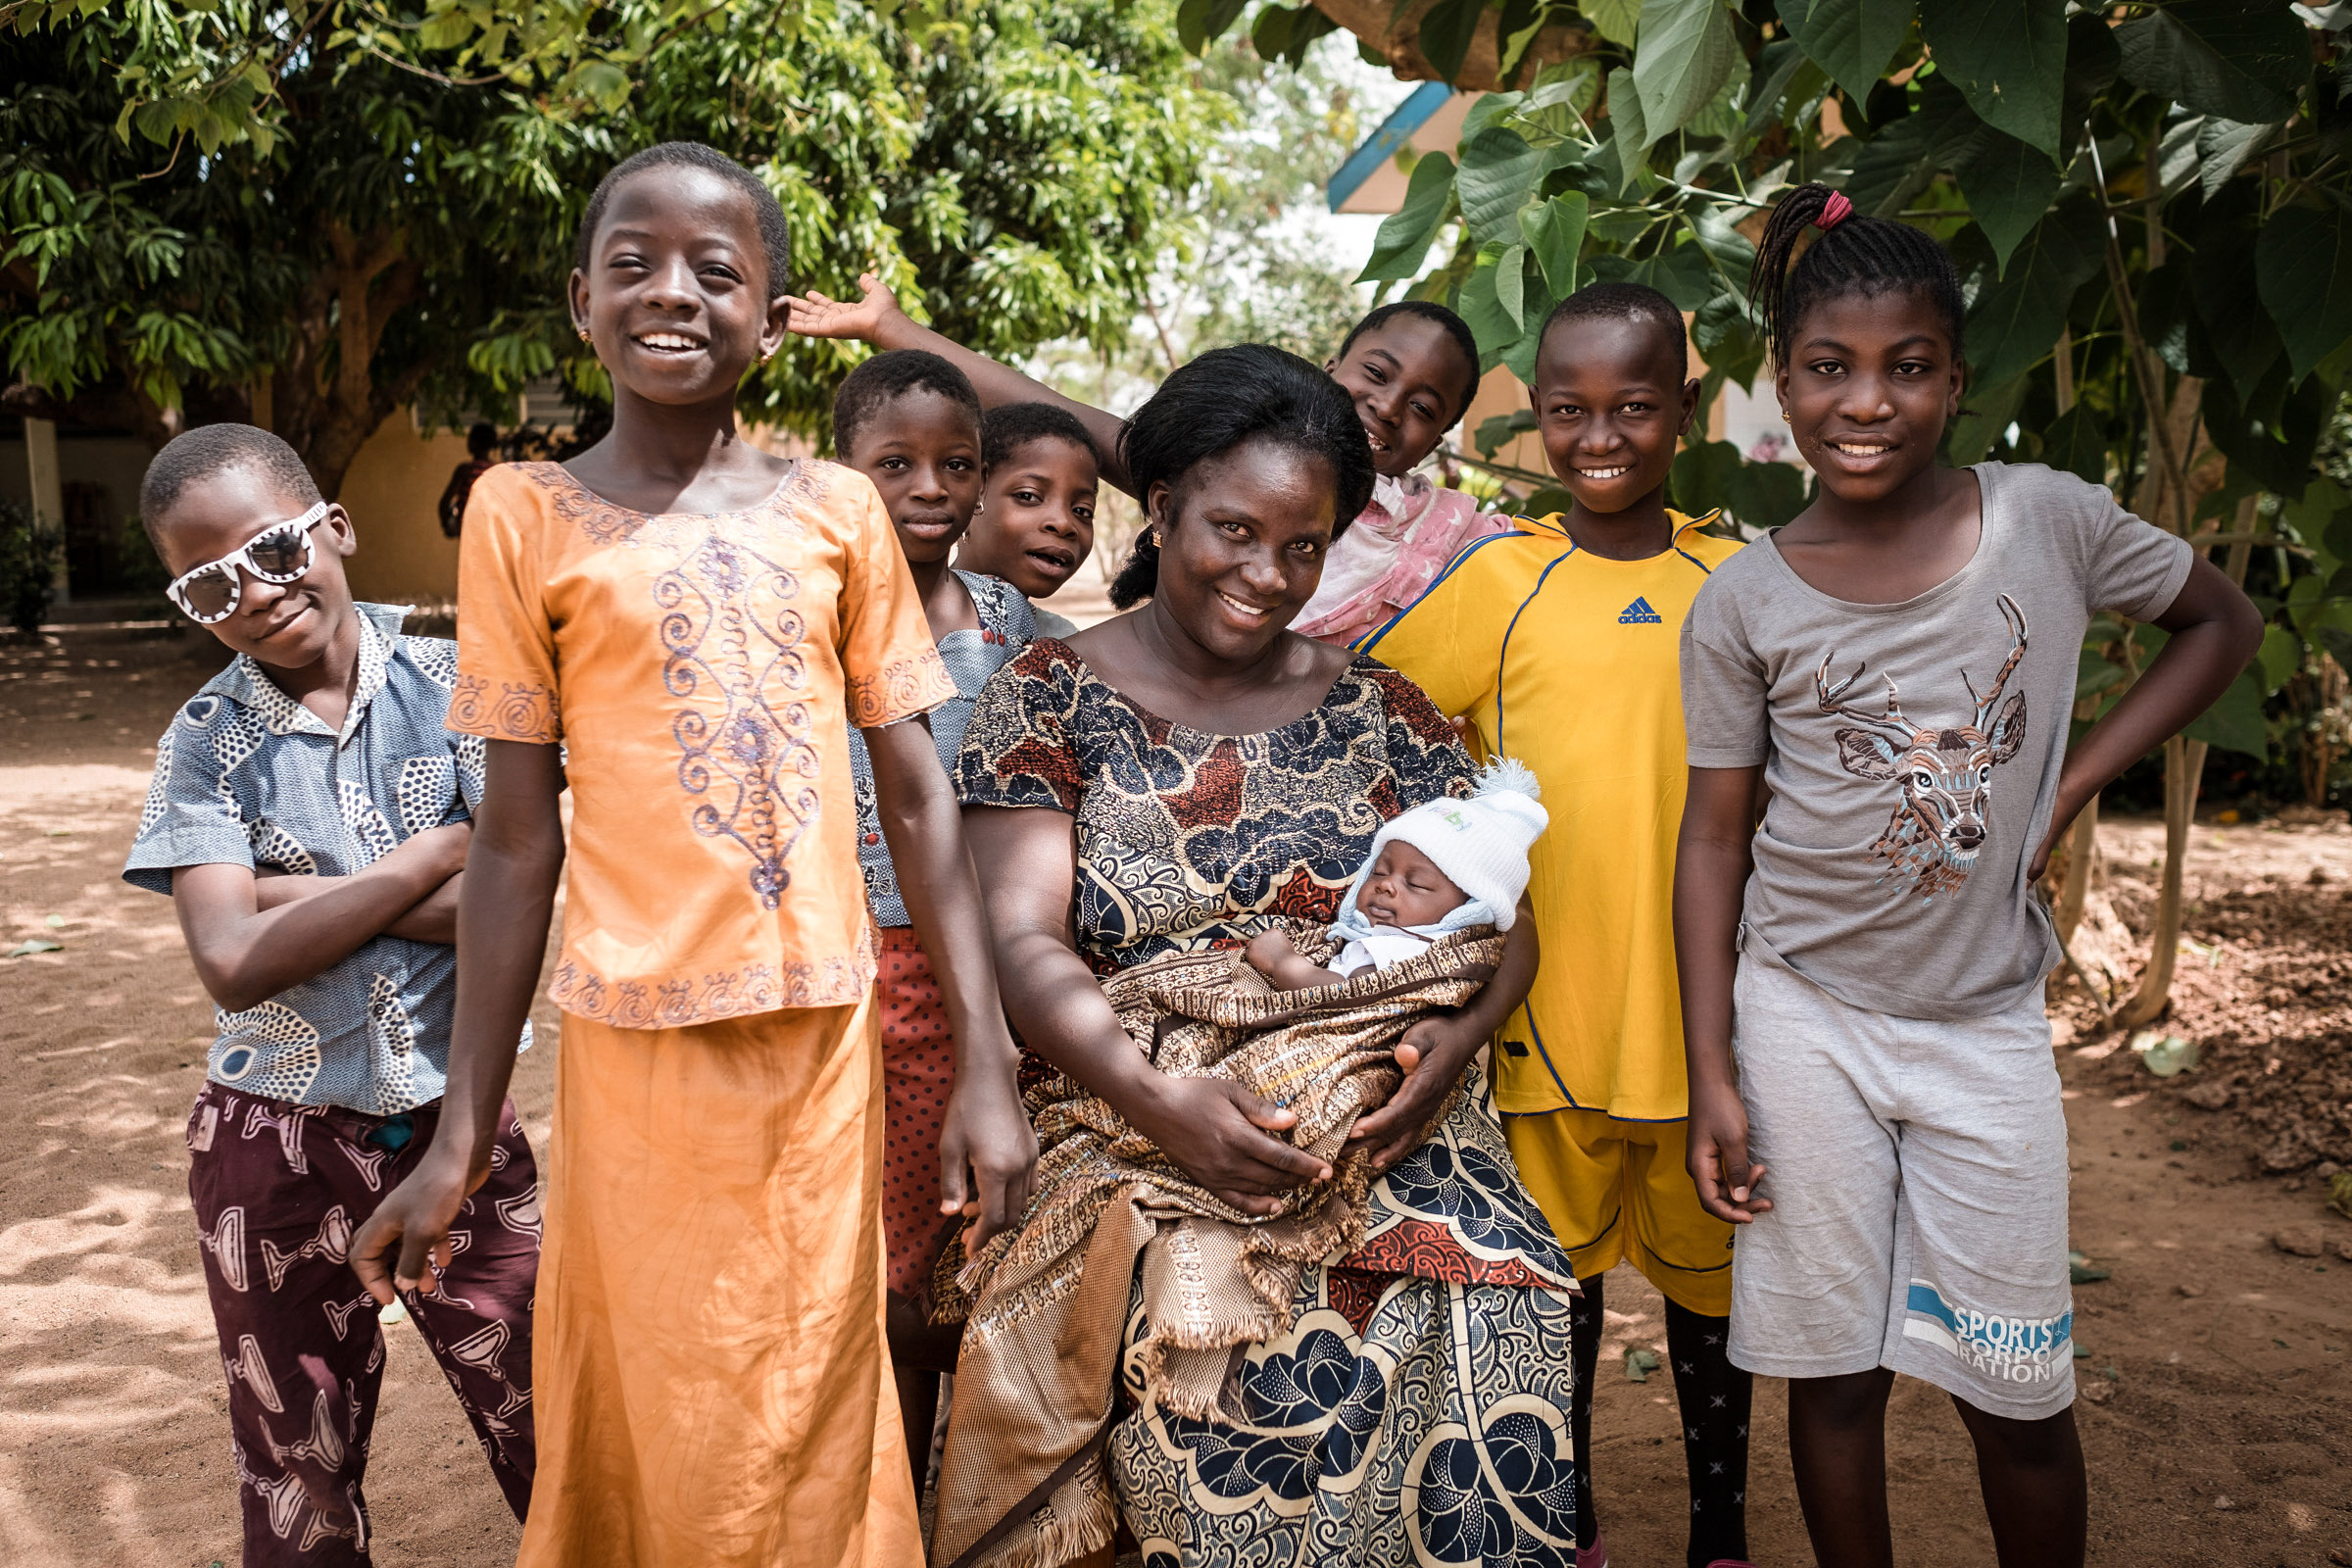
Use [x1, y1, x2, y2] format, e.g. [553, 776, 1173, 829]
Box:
[1325, 79, 1455, 214]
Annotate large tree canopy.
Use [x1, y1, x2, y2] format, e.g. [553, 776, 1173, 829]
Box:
[0, 0, 1223, 495]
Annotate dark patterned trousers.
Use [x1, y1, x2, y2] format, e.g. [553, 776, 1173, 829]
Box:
[187, 1082, 540, 1566]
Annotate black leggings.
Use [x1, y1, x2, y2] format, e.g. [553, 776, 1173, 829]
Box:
[1569, 1271, 1752, 1567]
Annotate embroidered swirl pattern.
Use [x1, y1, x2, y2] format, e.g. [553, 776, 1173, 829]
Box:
[654, 532, 820, 910]
[450, 674, 560, 743]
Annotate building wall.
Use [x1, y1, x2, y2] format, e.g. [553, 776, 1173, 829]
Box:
[339, 416, 473, 608]
[1, 416, 478, 607]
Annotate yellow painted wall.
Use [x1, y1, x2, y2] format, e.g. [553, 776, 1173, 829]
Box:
[340, 416, 473, 608]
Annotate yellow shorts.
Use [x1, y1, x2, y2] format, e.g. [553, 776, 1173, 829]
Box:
[1504, 1105, 1736, 1317]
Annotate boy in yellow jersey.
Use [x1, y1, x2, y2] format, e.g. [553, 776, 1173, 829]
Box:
[1362, 282, 1754, 1568]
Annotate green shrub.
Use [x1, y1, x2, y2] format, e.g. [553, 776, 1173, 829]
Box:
[0, 500, 63, 635]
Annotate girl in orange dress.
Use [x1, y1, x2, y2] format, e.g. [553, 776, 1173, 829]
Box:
[352, 141, 1036, 1568]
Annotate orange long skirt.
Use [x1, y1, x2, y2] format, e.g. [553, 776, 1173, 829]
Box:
[517, 997, 921, 1568]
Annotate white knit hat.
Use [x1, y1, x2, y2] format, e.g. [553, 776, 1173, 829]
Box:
[1338, 758, 1548, 934]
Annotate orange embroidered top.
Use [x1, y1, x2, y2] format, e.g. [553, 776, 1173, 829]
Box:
[452, 461, 956, 1029]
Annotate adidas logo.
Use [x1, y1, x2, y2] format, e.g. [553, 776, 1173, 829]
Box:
[1618, 596, 1663, 624]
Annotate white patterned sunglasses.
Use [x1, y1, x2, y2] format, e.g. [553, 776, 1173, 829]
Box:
[167, 503, 332, 624]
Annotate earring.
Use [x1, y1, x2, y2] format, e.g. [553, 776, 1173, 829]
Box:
[1779, 410, 1789, 423]
[577, 327, 591, 344]
[1148, 527, 1161, 548]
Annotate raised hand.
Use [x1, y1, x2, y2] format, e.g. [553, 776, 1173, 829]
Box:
[785, 271, 903, 342]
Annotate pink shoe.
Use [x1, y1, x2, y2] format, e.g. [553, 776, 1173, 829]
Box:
[1575, 1535, 1607, 1568]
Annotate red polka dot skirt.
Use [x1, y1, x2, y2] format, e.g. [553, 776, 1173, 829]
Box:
[877, 926, 959, 1301]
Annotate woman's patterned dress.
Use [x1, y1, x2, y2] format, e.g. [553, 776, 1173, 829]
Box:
[956, 639, 1580, 1567]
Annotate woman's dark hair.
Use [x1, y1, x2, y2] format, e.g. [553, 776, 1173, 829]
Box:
[983, 402, 1101, 472]
[830, 349, 981, 459]
[1333, 300, 1482, 428]
[1108, 344, 1375, 610]
[574, 142, 792, 299]
[1748, 182, 1966, 372]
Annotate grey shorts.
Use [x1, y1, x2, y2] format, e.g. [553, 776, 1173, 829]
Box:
[1726, 958, 2076, 1420]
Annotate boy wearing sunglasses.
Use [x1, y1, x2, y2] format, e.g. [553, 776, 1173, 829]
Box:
[122, 424, 539, 1562]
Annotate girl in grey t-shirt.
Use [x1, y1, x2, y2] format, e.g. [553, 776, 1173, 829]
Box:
[1674, 184, 2262, 1568]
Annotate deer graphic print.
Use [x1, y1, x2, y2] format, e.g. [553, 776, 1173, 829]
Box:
[1816, 595, 2030, 901]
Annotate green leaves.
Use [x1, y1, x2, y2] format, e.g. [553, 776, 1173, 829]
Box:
[1357, 152, 1457, 282]
[1419, 0, 1490, 85]
[1250, 4, 1338, 68]
[2039, 404, 2108, 485]
[1916, 0, 2069, 161]
[1176, 0, 1248, 55]
[1947, 122, 2061, 275]
[2116, 0, 2308, 126]
[1776, 0, 1915, 105]
[2185, 669, 2270, 758]
[1582, 0, 1642, 48]
[1518, 191, 1589, 297]
[2256, 203, 2352, 383]
[1960, 198, 2103, 389]
[1457, 127, 1552, 244]
[1632, 0, 1742, 148]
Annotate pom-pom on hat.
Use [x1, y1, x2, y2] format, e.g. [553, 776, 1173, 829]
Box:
[1339, 758, 1549, 934]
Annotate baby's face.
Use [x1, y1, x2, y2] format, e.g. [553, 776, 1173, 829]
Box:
[1358, 841, 1466, 930]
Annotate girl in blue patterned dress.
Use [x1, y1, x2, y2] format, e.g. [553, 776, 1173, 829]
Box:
[950, 344, 1581, 1568]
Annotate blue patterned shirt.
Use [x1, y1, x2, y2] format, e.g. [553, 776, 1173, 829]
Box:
[122, 603, 528, 1114]
[847, 570, 1040, 926]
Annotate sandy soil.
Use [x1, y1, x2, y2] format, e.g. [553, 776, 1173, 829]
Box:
[4, 623, 2348, 1566]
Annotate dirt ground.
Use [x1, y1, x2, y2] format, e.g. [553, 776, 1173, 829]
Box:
[4, 620, 2349, 1567]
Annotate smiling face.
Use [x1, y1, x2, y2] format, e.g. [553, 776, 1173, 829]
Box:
[152, 465, 359, 674]
[568, 165, 784, 408]
[1357, 839, 1465, 930]
[965, 434, 1098, 598]
[1531, 315, 1699, 515]
[1147, 438, 1340, 663]
[1776, 290, 1965, 505]
[1325, 314, 1475, 479]
[842, 388, 984, 564]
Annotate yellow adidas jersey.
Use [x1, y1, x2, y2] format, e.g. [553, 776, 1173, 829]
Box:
[1360, 512, 1742, 1121]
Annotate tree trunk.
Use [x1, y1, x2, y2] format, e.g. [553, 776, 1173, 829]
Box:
[267, 221, 425, 501]
[2113, 733, 2204, 1029]
[2113, 497, 2257, 1026]
[2052, 794, 2099, 947]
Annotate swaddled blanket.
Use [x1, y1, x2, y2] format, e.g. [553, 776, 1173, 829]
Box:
[929, 921, 1506, 1568]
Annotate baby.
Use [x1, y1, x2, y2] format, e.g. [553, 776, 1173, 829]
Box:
[1247, 759, 1547, 990]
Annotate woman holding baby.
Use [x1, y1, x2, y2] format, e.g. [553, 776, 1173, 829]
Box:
[940, 343, 1579, 1568]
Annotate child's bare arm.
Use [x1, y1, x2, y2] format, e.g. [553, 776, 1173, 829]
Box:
[172, 822, 471, 1011]
[1243, 929, 1342, 991]
[1675, 764, 1770, 1226]
[352, 741, 564, 1302]
[787, 274, 1135, 495]
[255, 866, 463, 943]
[2032, 556, 2264, 878]
[866, 717, 1040, 1250]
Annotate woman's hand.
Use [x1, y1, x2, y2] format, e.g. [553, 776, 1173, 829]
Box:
[1686, 1073, 1770, 1225]
[1127, 1074, 1331, 1217]
[785, 272, 905, 342]
[1346, 1010, 1482, 1172]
